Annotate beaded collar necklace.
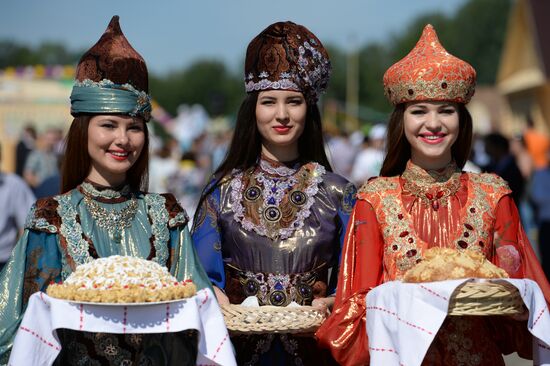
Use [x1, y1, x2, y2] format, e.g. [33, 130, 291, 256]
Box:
[401, 161, 461, 211]
[80, 181, 138, 241]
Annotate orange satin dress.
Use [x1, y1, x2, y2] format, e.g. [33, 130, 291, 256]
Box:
[316, 161, 550, 366]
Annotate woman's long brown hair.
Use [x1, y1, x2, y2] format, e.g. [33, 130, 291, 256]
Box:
[61, 115, 149, 193]
[379, 103, 473, 177]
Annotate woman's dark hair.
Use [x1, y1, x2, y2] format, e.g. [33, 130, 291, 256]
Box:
[193, 92, 332, 223]
[379, 103, 473, 177]
[61, 115, 149, 193]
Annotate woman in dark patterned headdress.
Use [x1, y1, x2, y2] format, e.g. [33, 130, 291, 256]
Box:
[0, 16, 211, 366]
[191, 21, 356, 365]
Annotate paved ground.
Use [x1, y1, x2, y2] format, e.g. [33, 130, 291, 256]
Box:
[504, 353, 531, 365]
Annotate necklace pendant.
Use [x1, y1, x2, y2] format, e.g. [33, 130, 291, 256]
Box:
[432, 200, 440, 210]
[113, 229, 122, 243]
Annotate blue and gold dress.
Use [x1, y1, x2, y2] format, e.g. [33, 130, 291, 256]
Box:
[0, 182, 211, 366]
[192, 157, 356, 366]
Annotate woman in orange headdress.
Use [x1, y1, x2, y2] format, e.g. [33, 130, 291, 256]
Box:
[316, 24, 550, 366]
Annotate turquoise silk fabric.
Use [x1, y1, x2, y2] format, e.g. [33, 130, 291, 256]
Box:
[0, 186, 210, 364]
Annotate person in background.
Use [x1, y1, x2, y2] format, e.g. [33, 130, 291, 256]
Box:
[192, 21, 355, 365]
[316, 24, 550, 366]
[33, 154, 62, 199]
[326, 129, 356, 179]
[15, 125, 36, 177]
[523, 115, 550, 170]
[148, 141, 179, 194]
[484, 132, 525, 208]
[531, 160, 550, 280]
[0, 142, 35, 272]
[23, 127, 60, 190]
[350, 123, 386, 186]
[0, 16, 211, 365]
[166, 152, 208, 225]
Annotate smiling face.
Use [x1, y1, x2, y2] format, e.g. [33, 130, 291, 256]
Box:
[87, 115, 146, 186]
[403, 101, 460, 170]
[255, 90, 307, 161]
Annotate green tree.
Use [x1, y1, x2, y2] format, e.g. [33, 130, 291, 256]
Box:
[150, 60, 242, 117]
[0, 40, 80, 68]
[446, 0, 512, 84]
[324, 44, 347, 102]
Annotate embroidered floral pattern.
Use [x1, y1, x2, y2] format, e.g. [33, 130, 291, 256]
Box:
[436, 318, 484, 365]
[244, 22, 331, 102]
[163, 193, 189, 229]
[359, 168, 511, 280]
[144, 194, 170, 266]
[496, 245, 521, 275]
[243, 334, 275, 366]
[49, 189, 176, 277]
[464, 173, 511, 255]
[230, 161, 325, 240]
[23, 247, 60, 305]
[24, 204, 58, 233]
[230, 265, 318, 306]
[259, 158, 298, 176]
[245, 76, 299, 94]
[56, 193, 93, 278]
[342, 182, 357, 214]
[383, 25, 476, 105]
[168, 211, 188, 228]
[60, 331, 152, 366]
[402, 161, 461, 211]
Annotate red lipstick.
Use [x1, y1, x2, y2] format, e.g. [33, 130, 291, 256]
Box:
[273, 125, 292, 134]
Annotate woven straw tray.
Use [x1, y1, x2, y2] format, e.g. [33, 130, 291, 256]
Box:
[221, 304, 326, 334]
[448, 281, 524, 316]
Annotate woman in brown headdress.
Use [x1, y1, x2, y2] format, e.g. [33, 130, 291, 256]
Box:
[316, 24, 550, 366]
[191, 21, 356, 365]
[0, 16, 211, 365]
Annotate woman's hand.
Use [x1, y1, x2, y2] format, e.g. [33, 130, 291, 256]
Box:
[312, 296, 335, 316]
[508, 305, 529, 321]
[294, 297, 335, 337]
[213, 286, 230, 306]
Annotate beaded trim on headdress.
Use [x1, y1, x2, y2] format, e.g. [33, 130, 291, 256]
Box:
[383, 24, 476, 105]
[245, 72, 300, 93]
[244, 21, 331, 103]
[70, 79, 152, 121]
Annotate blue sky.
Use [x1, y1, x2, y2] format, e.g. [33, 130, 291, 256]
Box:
[1, 0, 467, 75]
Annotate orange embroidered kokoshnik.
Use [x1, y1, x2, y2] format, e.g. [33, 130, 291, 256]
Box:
[383, 24, 476, 105]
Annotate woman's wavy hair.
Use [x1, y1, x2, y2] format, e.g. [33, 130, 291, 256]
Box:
[379, 103, 473, 177]
[61, 115, 149, 193]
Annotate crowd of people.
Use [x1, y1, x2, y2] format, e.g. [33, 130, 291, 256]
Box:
[0, 15, 549, 366]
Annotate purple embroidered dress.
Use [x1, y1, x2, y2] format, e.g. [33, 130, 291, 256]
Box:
[192, 157, 356, 365]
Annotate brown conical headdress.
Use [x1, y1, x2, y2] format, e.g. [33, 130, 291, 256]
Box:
[76, 16, 148, 92]
[70, 16, 151, 121]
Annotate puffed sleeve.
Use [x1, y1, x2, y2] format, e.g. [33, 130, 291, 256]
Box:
[161, 193, 212, 291]
[327, 180, 357, 294]
[191, 183, 225, 289]
[170, 226, 212, 292]
[316, 199, 385, 366]
[492, 195, 550, 304]
[0, 229, 62, 364]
